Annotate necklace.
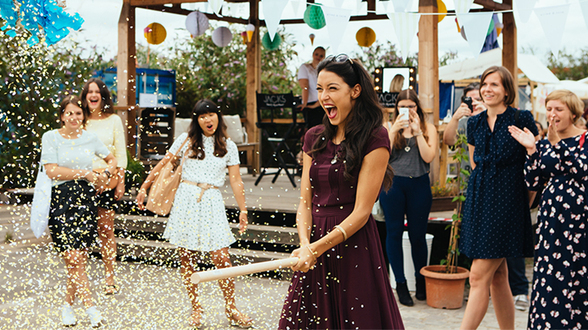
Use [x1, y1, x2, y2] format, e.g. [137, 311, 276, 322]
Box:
[405, 137, 412, 152]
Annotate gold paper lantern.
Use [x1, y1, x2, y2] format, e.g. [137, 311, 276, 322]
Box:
[437, 0, 447, 23]
[144, 23, 167, 45]
[356, 27, 376, 47]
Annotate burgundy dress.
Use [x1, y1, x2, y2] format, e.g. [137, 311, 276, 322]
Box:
[279, 126, 404, 330]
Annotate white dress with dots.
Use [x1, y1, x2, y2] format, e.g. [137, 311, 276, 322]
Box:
[163, 132, 240, 252]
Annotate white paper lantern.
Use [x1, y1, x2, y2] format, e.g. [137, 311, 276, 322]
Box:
[185, 11, 209, 37]
[211, 27, 232, 47]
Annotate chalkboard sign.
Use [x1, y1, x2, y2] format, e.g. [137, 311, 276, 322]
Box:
[378, 92, 399, 108]
[256, 93, 294, 108]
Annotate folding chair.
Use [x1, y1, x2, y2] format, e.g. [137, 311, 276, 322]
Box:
[254, 92, 304, 187]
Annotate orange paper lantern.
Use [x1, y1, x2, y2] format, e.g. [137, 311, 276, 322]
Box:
[356, 27, 376, 47]
[144, 23, 167, 45]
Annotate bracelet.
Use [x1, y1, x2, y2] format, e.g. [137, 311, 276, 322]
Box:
[306, 245, 317, 261]
[240, 210, 248, 214]
[334, 225, 348, 241]
[414, 131, 423, 136]
[103, 169, 112, 178]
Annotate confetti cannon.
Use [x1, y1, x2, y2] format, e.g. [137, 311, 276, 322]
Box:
[190, 257, 299, 284]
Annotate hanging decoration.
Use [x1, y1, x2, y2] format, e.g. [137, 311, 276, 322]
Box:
[355, 27, 376, 47]
[0, 0, 84, 46]
[303, 5, 326, 30]
[211, 26, 232, 47]
[208, 0, 225, 16]
[322, 5, 352, 53]
[262, 0, 289, 42]
[240, 31, 248, 44]
[261, 31, 282, 50]
[185, 11, 209, 37]
[144, 23, 167, 45]
[309, 33, 315, 45]
[246, 23, 255, 42]
[437, 0, 447, 22]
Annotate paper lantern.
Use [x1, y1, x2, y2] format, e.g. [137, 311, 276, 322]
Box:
[303, 5, 326, 30]
[185, 11, 209, 37]
[246, 23, 255, 42]
[241, 31, 248, 44]
[261, 32, 282, 51]
[144, 23, 167, 45]
[309, 33, 315, 45]
[437, 0, 447, 23]
[211, 26, 232, 47]
[355, 27, 376, 47]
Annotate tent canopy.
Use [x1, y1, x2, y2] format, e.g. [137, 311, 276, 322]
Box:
[439, 48, 559, 84]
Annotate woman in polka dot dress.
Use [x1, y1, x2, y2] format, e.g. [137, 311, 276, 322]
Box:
[510, 89, 588, 329]
[136, 99, 253, 329]
[459, 66, 538, 329]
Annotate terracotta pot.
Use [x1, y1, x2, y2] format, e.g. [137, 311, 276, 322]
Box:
[420, 265, 470, 309]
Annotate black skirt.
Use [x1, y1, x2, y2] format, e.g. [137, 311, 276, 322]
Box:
[95, 188, 120, 211]
[48, 180, 98, 253]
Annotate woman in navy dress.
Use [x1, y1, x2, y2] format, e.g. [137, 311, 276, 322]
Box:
[510, 89, 588, 329]
[279, 55, 403, 329]
[459, 66, 538, 329]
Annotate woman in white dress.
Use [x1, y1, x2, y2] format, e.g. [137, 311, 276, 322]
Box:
[136, 99, 252, 329]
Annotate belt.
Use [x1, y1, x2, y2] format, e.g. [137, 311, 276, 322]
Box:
[181, 180, 219, 202]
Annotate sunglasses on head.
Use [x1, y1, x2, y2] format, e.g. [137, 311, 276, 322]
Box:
[325, 54, 354, 65]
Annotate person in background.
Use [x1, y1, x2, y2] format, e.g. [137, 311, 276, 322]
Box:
[279, 55, 404, 329]
[42, 95, 117, 327]
[510, 89, 588, 329]
[444, 81, 531, 312]
[82, 78, 127, 295]
[380, 89, 438, 306]
[298, 46, 326, 129]
[459, 66, 538, 329]
[535, 121, 545, 140]
[575, 115, 587, 130]
[389, 74, 405, 93]
[136, 99, 252, 329]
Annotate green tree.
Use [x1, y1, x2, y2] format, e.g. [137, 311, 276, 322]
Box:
[547, 48, 588, 81]
[0, 22, 112, 190]
[351, 41, 418, 74]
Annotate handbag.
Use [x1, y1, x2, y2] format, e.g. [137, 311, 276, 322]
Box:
[146, 138, 189, 215]
[30, 164, 52, 238]
[372, 199, 385, 222]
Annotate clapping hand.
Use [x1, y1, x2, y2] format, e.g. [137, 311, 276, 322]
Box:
[509, 125, 536, 155]
[546, 115, 561, 146]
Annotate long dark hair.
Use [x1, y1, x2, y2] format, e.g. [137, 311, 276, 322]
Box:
[392, 89, 429, 150]
[309, 55, 394, 190]
[187, 99, 228, 159]
[80, 78, 114, 114]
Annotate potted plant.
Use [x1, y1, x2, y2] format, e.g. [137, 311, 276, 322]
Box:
[421, 134, 470, 309]
[430, 179, 459, 212]
[125, 150, 146, 193]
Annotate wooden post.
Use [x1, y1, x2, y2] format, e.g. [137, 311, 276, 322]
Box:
[246, 0, 261, 145]
[117, 0, 137, 156]
[418, 0, 440, 185]
[502, 0, 518, 108]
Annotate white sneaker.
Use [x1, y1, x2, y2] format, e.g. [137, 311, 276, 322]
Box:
[514, 294, 529, 311]
[86, 306, 103, 328]
[61, 304, 77, 327]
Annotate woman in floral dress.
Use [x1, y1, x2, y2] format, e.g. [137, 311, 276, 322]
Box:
[509, 89, 588, 329]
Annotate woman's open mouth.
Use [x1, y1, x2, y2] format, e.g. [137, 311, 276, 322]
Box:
[325, 105, 338, 119]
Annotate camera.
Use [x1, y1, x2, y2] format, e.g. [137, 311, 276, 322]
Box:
[462, 96, 473, 111]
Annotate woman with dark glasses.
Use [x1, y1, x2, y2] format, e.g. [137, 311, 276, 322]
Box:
[279, 55, 404, 329]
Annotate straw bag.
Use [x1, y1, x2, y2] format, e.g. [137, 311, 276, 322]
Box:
[30, 164, 52, 238]
[146, 138, 189, 215]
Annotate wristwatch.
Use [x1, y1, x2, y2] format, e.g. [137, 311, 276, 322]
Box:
[103, 169, 112, 178]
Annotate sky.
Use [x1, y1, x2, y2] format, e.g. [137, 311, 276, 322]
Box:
[62, 0, 588, 72]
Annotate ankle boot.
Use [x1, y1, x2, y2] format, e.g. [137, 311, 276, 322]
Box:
[415, 277, 426, 301]
[395, 282, 414, 306]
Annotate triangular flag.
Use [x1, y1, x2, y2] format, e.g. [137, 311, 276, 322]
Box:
[208, 0, 224, 16]
[534, 3, 570, 57]
[390, 0, 413, 13]
[513, 0, 537, 24]
[579, 0, 588, 32]
[322, 6, 352, 53]
[456, 12, 494, 59]
[262, 0, 288, 42]
[454, 0, 475, 14]
[386, 12, 419, 61]
[290, 0, 302, 17]
[378, 0, 388, 14]
[333, 0, 345, 8]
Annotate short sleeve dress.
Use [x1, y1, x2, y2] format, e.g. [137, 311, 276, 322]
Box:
[162, 132, 240, 252]
[279, 126, 404, 330]
[460, 107, 538, 259]
[524, 133, 588, 329]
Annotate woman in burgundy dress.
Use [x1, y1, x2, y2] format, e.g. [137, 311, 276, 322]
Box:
[279, 55, 404, 329]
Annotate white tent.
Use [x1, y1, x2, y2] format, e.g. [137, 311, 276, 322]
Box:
[439, 48, 559, 84]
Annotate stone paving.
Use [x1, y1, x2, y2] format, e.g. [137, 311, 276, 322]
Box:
[0, 204, 533, 329]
